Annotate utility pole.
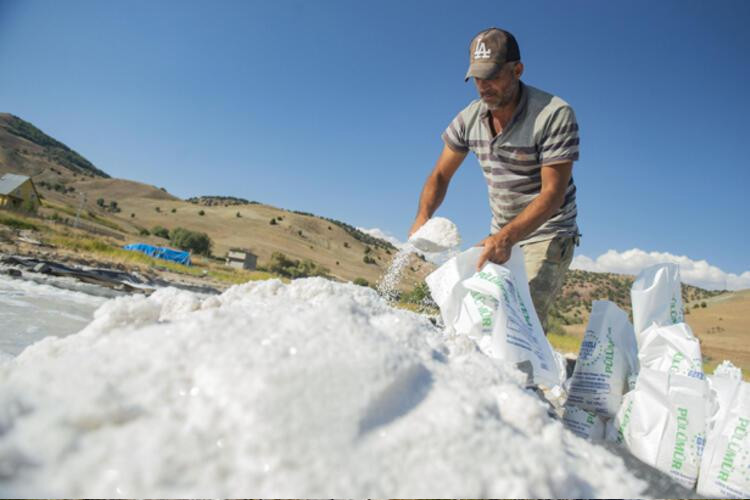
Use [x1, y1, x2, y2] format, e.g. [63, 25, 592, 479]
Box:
[74, 191, 86, 228]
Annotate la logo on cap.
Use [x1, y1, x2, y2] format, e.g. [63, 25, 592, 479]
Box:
[474, 38, 491, 60]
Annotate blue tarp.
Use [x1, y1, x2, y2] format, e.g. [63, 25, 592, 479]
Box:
[123, 243, 191, 266]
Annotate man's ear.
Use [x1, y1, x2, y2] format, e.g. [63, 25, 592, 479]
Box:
[514, 61, 524, 79]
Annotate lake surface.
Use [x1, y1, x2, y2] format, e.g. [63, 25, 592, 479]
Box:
[0, 273, 113, 356]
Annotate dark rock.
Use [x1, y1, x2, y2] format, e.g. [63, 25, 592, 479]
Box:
[3, 268, 22, 278]
[32, 263, 51, 274]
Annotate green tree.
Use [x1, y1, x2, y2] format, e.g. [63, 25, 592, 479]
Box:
[152, 226, 170, 239]
[96, 198, 105, 208]
[170, 227, 212, 256]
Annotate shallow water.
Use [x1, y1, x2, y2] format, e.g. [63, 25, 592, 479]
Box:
[0, 273, 109, 356]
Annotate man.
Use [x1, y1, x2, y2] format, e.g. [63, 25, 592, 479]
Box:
[409, 27, 580, 332]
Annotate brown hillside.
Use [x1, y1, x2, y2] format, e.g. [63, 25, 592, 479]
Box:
[552, 269, 749, 375]
[684, 289, 750, 373]
[0, 113, 432, 288]
[0, 113, 108, 179]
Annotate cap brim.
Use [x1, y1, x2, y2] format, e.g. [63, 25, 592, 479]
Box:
[464, 61, 501, 82]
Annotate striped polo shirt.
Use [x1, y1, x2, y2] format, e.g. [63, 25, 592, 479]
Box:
[442, 81, 580, 244]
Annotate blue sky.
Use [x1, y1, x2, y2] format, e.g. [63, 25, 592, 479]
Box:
[1, 0, 748, 284]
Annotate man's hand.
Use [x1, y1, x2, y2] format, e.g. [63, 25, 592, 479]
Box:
[476, 231, 514, 270]
[408, 215, 429, 239]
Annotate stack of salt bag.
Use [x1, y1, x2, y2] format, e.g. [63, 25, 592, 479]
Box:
[697, 361, 750, 498]
[562, 301, 638, 441]
[608, 263, 710, 491]
[425, 245, 563, 389]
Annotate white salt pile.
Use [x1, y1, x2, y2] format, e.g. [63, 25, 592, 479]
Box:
[0, 279, 647, 498]
[408, 217, 461, 253]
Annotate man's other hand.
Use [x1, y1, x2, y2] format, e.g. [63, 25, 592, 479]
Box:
[476, 232, 513, 270]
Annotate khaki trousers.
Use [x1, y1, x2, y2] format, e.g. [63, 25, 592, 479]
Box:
[521, 235, 577, 333]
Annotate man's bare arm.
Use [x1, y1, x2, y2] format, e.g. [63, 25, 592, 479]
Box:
[409, 144, 467, 236]
[477, 160, 573, 269]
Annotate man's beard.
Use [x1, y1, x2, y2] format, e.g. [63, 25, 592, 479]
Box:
[482, 83, 518, 110]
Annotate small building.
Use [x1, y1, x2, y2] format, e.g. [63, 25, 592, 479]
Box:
[226, 247, 257, 270]
[0, 173, 40, 212]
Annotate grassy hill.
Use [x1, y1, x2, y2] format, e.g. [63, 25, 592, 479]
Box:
[549, 268, 724, 327]
[0, 114, 429, 289]
[0, 113, 109, 179]
[549, 269, 748, 377]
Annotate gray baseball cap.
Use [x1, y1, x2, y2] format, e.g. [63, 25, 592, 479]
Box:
[465, 28, 521, 81]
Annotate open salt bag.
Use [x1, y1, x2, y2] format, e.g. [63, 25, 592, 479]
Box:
[697, 369, 750, 498]
[609, 367, 708, 490]
[631, 263, 684, 338]
[459, 249, 560, 388]
[425, 246, 483, 330]
[567, 301, 638, 417]
[562, 405, 606, 441]
[638, 322, 705, 381]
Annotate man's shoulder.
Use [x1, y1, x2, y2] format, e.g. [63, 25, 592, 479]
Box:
[450, 99, 486, 131]
[523, 84, 577, 135]
[524, 84, 575, 115]
[455, 98, 485, 118]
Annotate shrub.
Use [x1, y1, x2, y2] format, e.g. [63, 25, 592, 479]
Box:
[701, 301, 707, 308]
[364, 246, 371, 254]
[170, 227, 212, 256]
[0, 215, 38, 231]
[131, 213, 135, 218]
[155, 206, 161, 213]
[353, 277, 370, 287]
[400, 281, 431, 304]
[171, 208, 176, 213]
[236, 211, 241, 218]
[152, 225, 170, 239]
[363, 255, 375, 264]
[269, 218, 277, 225]
[96, 198, 105, 207]
[268, 251, 328, 279]
[139, 228, 151, 236]
[343, 242, 350, 248]
[198, 210, 205, 216]
[546, 316, 568, 337]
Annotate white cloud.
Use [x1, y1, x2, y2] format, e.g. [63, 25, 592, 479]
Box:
[571, 248, 750, 291]
[356, 227, 405, 249]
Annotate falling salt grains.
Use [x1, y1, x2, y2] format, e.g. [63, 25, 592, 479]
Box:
[376, 217, 461, 303]
[377, 246, 414, 302]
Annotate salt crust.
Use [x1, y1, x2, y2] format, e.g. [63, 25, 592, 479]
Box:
[0, 279, 646, 497]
